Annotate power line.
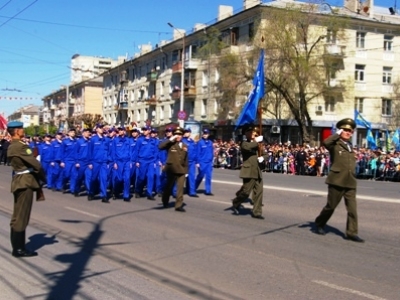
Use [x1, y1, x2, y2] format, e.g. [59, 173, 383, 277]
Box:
[0, 14, 171, 34]
[0, 0, 14, 12]
[0, 0, 38, 29]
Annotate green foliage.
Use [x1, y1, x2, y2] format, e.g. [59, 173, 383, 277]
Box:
[197, 27, 227, 59]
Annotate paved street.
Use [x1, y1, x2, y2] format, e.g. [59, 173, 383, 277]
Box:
[0, 166, 399, 300]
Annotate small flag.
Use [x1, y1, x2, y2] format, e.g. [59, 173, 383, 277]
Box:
[366, 128, 376, 149]
[354, 109, 371, 129]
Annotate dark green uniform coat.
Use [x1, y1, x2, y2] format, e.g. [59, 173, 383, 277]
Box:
[8, 139, 46, 231]
[315, 133, 359, 236]
[233, 140, 267, 217]
[158, 140, 188, 208]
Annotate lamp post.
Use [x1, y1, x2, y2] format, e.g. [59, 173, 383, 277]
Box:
[168, 22, 185, 127]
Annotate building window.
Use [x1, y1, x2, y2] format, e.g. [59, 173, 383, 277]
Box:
[169, 104, 174, 118]
[160, 106, 164, 120]
[355, 64, 365, 82]
[383, 67, 392, 84]
[384, 35, 393, 51]
[356, 32, 365, 48]
[355, 98, 364, 113]
[325, 96, 335, 112]
[248, 22, 254, 39]
[382, 99, 392, 116]
[202, 71, 209, 87]
[201, 99, 207, 115]
[326, 29, 337, 44]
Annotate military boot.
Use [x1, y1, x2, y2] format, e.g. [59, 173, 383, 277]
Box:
[11, 230, 38, 258]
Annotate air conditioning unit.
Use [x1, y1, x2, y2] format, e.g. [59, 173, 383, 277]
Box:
[316, 105, 323, 112]
[271, 126, 280, 134]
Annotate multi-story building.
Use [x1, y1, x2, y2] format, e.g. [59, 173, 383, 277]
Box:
[42, 77, 103, 131]
[70, 54, 125, 84]
[7, 105, 41, 127]
[102, 0, 400, 145]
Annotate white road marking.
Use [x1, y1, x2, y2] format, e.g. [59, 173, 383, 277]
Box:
[212, 179, 400, 204]
[312, 280, 387, 300]
[65, 206, 100, 218]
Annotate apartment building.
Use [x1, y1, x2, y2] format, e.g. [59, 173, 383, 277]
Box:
[42, 77, 103, 131]
[7, 105, 41, 127]
[70, 54, 125, 84]
[102, 0, 400, 144]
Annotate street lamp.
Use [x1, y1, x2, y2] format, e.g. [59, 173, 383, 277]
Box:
[168, 22, 185, 127]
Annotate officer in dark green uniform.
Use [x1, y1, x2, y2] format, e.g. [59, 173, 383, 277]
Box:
[7, 121, 47, 257]
[314, 118, 364, 242]
[231, 125, 267, 219]
[158, 127, 188, 212]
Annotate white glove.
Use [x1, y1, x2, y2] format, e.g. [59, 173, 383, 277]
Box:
[255, 135, 263, 143]
[257, 156, 264, 163]
[336, 129, 343, 135]
[169, 135, 177, 142]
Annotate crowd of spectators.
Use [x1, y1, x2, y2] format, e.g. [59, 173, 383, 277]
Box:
[212, 139, 400, 182]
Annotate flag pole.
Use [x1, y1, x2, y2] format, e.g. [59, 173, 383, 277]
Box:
[258, 40, 265, 157]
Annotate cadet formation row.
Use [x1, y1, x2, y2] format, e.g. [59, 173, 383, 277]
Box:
[31, 125, 215, 203]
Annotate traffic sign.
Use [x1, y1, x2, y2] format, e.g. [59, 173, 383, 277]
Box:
[177, 110, 187, 120]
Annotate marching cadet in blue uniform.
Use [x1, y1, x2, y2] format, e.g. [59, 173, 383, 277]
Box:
[50, 132, 64, 191]
[129, 127, 140, 193]
[134, 126, 157, 200]
[39, 134, 53, 189]
[7, 121, 46, 257]
[157, 127, 173, 196]
[89, 124, 110, 203]
[150, 128, 162, 196]
[111, 127, 132, 201]
[73, 128, 91, 197]
[106, 128, 117, 194]
[195, 128, 214, 195]
[182, 127, 198, 197]
[60, 128, 77, 194]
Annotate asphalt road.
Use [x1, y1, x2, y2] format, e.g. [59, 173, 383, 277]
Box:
[0, 166, 398, 300]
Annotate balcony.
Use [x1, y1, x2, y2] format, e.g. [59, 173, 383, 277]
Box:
[118, 102, 129, 110]
[145, 96, 158, 106]
[382, 84, 393, 94]
[147, 71, 158, 82]
[323, 44, 346, 59]
[172, 61, 183, 74]
[221, 45, 239, 55]
[50, 104, 56, 110]
[324, 79, 346, 94]
[69, 98, 75, 104]
[184, 58, 200, 70]
[184, 86, 196, 98]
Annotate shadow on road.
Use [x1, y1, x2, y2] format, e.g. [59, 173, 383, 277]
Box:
[25, 232, 59, 252]
[299, 221, 345, 237]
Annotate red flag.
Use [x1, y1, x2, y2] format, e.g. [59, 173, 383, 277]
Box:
[0, 114, 7, 130]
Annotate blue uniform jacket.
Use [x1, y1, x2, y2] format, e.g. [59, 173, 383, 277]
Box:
[39, 142, 53, 162]
[76, 137, 91, 163]
[135, 136, 157, 162]
[61, 137, 77, 163]
[197, 138, 214, 163]
[51, 139, 63, 162]
[182, 137, 198, 163]
[111, 136, 131, 163]
[90, 134, 110, 163]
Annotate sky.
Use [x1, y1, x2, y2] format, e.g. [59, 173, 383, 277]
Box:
[0, 0, 396, 117]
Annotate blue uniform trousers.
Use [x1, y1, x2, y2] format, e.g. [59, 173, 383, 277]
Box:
[195, 162, 213, 194]
[41, 161, 53, 189]
[186, 161, 197, 195]
[135, 160, 155, 197]
[130, 162, 137, 191]
[107, 163, 114, 191]
[73, 162, 91, 194]
[154, 164, 162, 194]
[112, 161, 131, 199]
[62, 161, 76, 192]
[90, 162, 108, 198]
[52, 162, 63, 190]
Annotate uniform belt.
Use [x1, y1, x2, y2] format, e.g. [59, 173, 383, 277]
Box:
[15, 170, 31, 175]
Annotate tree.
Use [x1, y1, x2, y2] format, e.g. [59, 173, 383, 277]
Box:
[254, 3, 347, 143]
[77, 114, 105, 129]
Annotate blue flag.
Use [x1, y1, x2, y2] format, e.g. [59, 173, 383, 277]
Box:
[354, 109, 371, 129]
[366, 128, 376, 149]
[392, 128, 399, 147]
[235, 49, 265, 129]
[375, 130, 380, 149]
[331, 123, 336, 135]
[386, 129, 391, 152]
